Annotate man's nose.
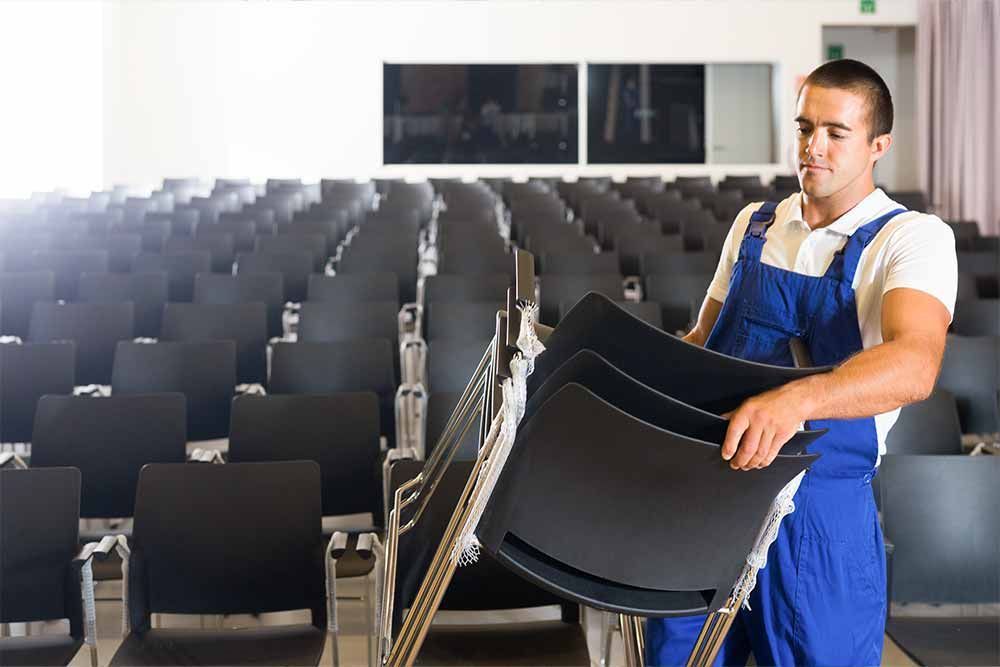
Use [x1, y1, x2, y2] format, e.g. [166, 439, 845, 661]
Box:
[805, 131, 826, 158]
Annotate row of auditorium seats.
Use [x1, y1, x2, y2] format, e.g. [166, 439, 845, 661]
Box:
[1, 174, 997, 667]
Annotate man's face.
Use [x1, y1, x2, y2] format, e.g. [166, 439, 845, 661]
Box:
[794, 84, 887, 199]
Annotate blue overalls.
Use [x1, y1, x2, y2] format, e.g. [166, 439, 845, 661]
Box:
[646, 201, 906, 666]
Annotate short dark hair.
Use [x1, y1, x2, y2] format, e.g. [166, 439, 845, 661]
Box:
[800, 59, 893, 140]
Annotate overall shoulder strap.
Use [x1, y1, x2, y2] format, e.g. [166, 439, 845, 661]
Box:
[824, 208, 908, 282]
[738, 201, 779, 263]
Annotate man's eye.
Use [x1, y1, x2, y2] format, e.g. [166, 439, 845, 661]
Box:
[830, 133, 844, 139]
[796, 127, 809, 135]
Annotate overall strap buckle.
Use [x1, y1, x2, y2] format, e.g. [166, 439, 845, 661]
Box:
[748, 201, 779, 238]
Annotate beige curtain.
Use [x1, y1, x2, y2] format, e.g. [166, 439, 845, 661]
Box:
[917, 0, 1000, 236]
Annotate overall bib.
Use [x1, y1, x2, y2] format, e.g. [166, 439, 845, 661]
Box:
[646, 202, 905, 666]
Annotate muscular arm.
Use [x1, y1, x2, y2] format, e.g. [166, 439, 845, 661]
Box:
[719, 287, 951, 470]
[681, 296, 723, 347]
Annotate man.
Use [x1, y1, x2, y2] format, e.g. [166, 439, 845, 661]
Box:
[645, 59, 957, 666]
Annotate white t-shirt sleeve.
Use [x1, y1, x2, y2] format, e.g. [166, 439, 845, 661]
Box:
[706, 203, 758, 304]
[880, 215, 958, 319]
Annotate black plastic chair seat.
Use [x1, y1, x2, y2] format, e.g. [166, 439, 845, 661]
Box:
[0, 635, 83, 667]
[415, 621, 589, 666]
[109, 625, 326, 667]
[886, 616, 999, 667]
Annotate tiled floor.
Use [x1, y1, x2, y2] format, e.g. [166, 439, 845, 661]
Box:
[16, 575, 917, 667]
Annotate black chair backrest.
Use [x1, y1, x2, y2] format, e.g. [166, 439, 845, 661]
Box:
[77, 271, 168, 339]
[0, 467, 83, 636]
[193, 272, 285, 339]
[422, 274, 510, 307]
[236, 251, 313, 303]
[27, 302, 134, 386]
[133, 251, 211, 302]
[427, 339, 491, 394]
[164, 235, 235, 274]
[426, 301, 500, 342]
[197, 219, 257, 252]
[936, 335, 999, 435]
[306, 272, 399, 304]
[639, 251, 718, 277]
[884, 388, 963, 455]
[0, 271, 55, 338]
[0, 342, 75, 444]
[255, 234, 326, 272]
[31, 250, 109, 301]
[160, 303, 268, 385]
[538, 274, 624, 325]
[337, 244, 419, 304]
[269, 340, 396, 443]
[880, 455, 1000, 604]
[951, 299, 1000, 336]
[127, 461, 324, 631]
[297, 300, 399, 345]
[31, 394, 186, 518]
[228, 394, 381, 517]
[112, 341, 237, 442]
[541, 251, 620, 275]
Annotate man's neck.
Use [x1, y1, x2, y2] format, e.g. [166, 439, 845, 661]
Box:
[801, 177, 877, 230]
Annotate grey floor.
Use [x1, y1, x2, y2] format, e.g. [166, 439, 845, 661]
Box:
[12, 575, 917, 667]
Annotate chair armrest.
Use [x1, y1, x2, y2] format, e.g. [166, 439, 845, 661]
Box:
[398, 303, 423, 342]
[0, 451, 27, 469]
[395, 383, 427, 459]
[74, 535, 118, 565]
[623, 276, 643, 302]
[400, 337, 427, 388]
[382, 447, 417, 528]
[188, 448, 225, 464]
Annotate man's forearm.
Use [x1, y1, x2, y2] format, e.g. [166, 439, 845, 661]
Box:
[779, 334, 941, 422]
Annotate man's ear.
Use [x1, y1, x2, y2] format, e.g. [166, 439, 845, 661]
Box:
[871, 132, 892, 162]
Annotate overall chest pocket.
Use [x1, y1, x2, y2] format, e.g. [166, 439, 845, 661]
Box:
[734, 309, 807, 366]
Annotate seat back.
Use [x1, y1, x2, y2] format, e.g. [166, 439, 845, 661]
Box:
[31, 394, 186, 518]
[0, 467, 83, 635]
[78, 272, 168, 338]
[193, 272, 285, 338]
[27, 302, 134, 385]
[951, 299, 1000, 336]
[112, 341, 237, 441]
[426, 339, 491, 394]
[0, 271, 55, 338]
[306, 273, 399, 304]
[133, 251, 212, 302]
[297, 300, 399, 345]
[160, 303, 268, 385]
[0, 342, 75, 443]
[236, 251, 313, 303]
[885, 389, 963, 455]
[31, 250, 109, 301]
[936, 335, 999, 435]
[880, 455, 1000, 603]
[228, 394, 381, 517]
[426, 301, 500, 342]
[269, 341, 396, 443]
[538, 274, 624, 325]
[127, 461, 324, 630]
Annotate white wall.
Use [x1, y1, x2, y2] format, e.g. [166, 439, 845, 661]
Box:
[822, 25, 918, 191]
[0, 2, 105, 198]
[6, 0, 918, 193]
[708, 64, 776, 164]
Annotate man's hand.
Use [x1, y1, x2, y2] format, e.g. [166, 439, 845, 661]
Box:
[721, 384, 812, 470]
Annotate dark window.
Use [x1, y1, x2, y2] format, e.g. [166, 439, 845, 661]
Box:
[383, 64, 578, 165]
[588, 64, 706, 164]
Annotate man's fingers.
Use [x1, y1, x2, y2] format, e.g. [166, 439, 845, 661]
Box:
[763, 427, 799, 468]
[731, 420, 763, 469]
[721, 410, 749, 461]
[746, 427, 775, 469]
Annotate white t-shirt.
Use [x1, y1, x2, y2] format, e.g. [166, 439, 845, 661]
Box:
[706, 188, 958, 459]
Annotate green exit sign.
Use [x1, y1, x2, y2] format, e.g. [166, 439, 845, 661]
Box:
[828, 44, 844, 60]
[861, 0, 876, 13]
